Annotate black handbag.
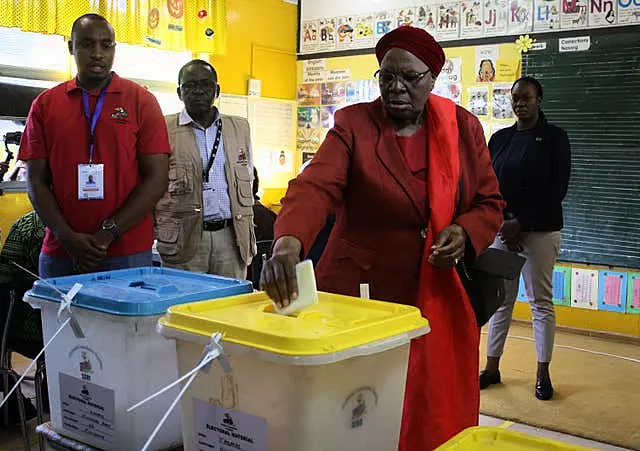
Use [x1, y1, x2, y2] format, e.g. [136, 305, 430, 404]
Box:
[456, 247, 526, 327]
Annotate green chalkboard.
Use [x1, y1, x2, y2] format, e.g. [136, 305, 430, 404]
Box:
[522, 31, 640, 269]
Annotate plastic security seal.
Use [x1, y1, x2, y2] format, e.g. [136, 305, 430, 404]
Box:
[57, 283, 85, 338]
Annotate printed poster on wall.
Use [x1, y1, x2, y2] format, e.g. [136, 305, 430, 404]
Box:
[588, 0, 618, 26]
[300, 21, 319, 54]
[617, 0, 640, 24]
[475, 45, 499, 83]
[468, 87, 489, 116]
[354, 15, 375, 48]
[271, 149, 294, 173]
[492, 84, 515, 119]
[534, 0, 561, 30]
[297, 84, 322, 106]
[508, 0, 534, 33]
[346, 80, 380, 104]
[298, 107, 321, 129]
[396, 7, 418, 27]
[336, 17, 356, 50]
[416, 5, 439, 33]
[460, 0, 484, 38]
[297, 128, 322, 152]
[484, 0, 509, 36]
[317, 18, 337, 52]
[436, 57, 463, 83]
[375, 11, 395, 40]
[433, 83, 462, 105]
[561, 0, 588, 28]
[437, 3, 461, 40]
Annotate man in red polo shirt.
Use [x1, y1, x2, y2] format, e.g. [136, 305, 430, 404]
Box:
[19, 13, 170, 278]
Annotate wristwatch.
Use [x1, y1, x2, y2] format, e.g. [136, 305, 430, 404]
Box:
[101, 218, 121, 241]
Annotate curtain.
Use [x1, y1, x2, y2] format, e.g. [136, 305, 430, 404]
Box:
[0, 0, 227, 53]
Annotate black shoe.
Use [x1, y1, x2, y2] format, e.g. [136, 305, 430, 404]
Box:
[535, 378, 554, 400]
[479, 370, 501, 390]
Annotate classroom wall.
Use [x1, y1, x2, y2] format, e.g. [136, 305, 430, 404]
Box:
[210, 0, 298, 100]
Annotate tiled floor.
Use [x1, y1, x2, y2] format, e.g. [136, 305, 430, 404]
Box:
[479, 414, 633, 450]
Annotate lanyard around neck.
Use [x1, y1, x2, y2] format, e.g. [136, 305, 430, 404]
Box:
[203, 119, 223, 183]
[81, 76, 112, 164]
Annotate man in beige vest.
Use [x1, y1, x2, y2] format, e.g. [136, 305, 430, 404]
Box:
[154, 60, 256, 278]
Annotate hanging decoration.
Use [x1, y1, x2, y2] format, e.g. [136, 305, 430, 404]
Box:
[515, 34, 535, 53]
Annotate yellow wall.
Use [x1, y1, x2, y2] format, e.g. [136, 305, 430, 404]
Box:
[211, 0, 298, 100]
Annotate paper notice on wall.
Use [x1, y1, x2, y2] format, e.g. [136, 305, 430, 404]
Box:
[303, 59, 327, 84]
[194, 399, 267, 451]
[632, 277, 640, 308]
[219, 95, 249, 119]
[326, 69, 351, 82]
[271, 149, 294, 173]
[59, 373, 116, 449]
[603, 275, 623, 306]
[436, 57, 462, 83]
[495, 58, 520, 82]
[249, 99, 294, 149]
[559, 36, 591, 52]
[571, 269, 599, 310]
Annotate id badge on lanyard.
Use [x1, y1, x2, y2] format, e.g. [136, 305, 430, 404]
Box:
[78, 77, 110, 200]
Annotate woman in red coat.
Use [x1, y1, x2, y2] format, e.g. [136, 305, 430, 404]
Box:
[262, 26, 503, 450]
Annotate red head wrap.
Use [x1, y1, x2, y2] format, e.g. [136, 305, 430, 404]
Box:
[375, 26, 446, 77]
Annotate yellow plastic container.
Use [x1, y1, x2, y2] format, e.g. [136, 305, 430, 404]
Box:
[159, 291, 430, 451]
[437, 427, 599, 450]
[0, 182, 32, 247]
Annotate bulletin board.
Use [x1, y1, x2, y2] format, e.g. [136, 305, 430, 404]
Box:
[295, 41, 521, 161]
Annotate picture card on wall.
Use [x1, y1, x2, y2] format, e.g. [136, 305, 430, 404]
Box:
[297, 107, 321, 129]
[484, 0, 509, 36]
[468, 86, 489, 116]
[492, 84, 515, 119]
[296, 128, 323, 153]
[433, 83, 462, 105]
[375, 11, 395, 40]
[336, 16, 356, 50]
[534, 0, 561, 30]
[354, 14, 375, 48]
[508, 0, 534, 33]
[598, 271, 627, 313]
[617, 0, 640, 25]
[460, 0, 484, 38]
[552, 266, 571, 306]
[300, 21, 319, 53]
[571, 268, 599, 310]
[561, 0, 588, 28]
[437, 3, 461, 40]
[437, 57, 462, 83]
[271, 149, 293, 173]
[297, 84, 322, 106]
[416, 5, 438, 33]
[317, 18, 337, 52]
[588, 0, 617, 27]
[395, 7, 418, 27]
[476, 45, 499, 82]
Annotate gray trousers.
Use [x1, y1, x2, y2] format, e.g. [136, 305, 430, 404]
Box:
[486, 231, 561, 363]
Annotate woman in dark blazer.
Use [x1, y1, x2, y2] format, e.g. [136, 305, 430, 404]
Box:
[480, 76, 571, 401]
[261, 27, 504, 450]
